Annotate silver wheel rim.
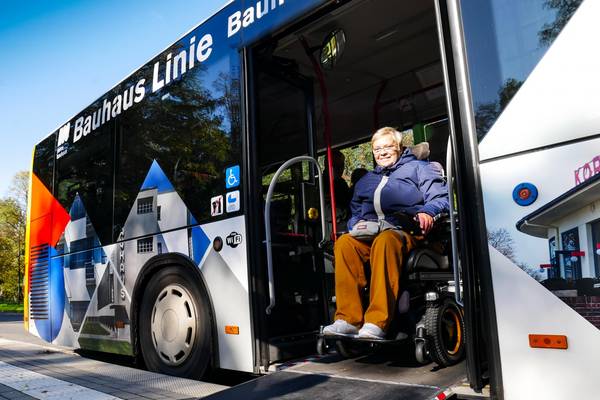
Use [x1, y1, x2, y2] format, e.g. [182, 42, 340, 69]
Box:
[151, 284, 197, 366]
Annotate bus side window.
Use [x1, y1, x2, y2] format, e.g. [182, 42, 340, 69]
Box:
[55, 121, 115, 248]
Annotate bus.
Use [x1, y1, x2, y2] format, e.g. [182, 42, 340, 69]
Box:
[24, 0, 600, 398]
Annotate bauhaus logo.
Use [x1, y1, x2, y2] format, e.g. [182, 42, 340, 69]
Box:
[57, 123, 70, 146]
[56, 123, 71, 158]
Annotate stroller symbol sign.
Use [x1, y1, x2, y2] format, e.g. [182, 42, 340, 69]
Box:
[225, 165, 240, 189]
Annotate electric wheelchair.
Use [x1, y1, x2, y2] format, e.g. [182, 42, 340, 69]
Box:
[317, 212, 465, 368]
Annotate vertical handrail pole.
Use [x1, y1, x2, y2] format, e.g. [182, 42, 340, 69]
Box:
[447, 139, 463, 306]
[299, 37, 338, 241]
[264, 156, 326, 314]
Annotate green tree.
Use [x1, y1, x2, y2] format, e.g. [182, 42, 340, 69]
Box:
[539, 0, 583, 47]
[474, 78, 523, 139]
[0, 171, 28, 302]
[488, 227, 543, 281]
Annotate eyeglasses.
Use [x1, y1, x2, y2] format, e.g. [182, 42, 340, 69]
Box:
[372, 145, 397, 154]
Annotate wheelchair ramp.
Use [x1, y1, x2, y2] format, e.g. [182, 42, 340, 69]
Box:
[204, 370, 439, 400]
[206, 348, 466, 400]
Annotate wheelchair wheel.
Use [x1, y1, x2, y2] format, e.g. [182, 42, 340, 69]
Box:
[414, 341, 429, 365]
[316, 337, 327, 356]
[424, 296, 464, 367]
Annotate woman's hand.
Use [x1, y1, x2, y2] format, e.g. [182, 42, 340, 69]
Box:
[416, 212, 434, 235]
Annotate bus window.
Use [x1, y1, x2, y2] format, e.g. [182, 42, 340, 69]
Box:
[55, 121, 115, 247]
[33, 134, 56, 194]
[461, 0, 583, 140]
[113, 37, 243, 241]
[460, 0, 600, 395]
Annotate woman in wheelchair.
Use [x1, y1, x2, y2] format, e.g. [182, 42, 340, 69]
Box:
[323, 127, 449, 340]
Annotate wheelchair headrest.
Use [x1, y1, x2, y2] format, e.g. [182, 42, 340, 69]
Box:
[410, 142, 430, 160]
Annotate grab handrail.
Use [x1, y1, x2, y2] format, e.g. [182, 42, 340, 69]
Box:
[446, 139, 463, 307]
[264, 156, 327, 315]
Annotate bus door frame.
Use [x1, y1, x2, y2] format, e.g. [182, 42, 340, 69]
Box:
[243, 43, 319, 372]
[435, 0, 503, 397]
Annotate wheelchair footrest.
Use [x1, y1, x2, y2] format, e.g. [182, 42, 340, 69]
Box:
[318, 333, 407, 344]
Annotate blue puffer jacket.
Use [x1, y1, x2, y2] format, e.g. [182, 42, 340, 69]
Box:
[347, 148, 449, 230]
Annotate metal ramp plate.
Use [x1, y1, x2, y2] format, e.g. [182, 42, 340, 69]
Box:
[204, 370, 439, 400]
[207, 347, 466, 400]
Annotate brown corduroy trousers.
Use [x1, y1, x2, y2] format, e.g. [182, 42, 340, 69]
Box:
[333, 230, 417, 331]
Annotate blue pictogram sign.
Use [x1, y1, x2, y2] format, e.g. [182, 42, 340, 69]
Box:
[225, 165, 240, 189]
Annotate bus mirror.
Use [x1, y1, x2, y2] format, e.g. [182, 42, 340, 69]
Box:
[320, 29, 346, 70]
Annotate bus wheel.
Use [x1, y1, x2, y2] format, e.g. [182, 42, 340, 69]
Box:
[424, 297, 464, 367]
[139, 266, 212, 379]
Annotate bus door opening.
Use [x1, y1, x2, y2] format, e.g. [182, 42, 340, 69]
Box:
[249, 45, 331, 364]
[249, 0, 481, 381]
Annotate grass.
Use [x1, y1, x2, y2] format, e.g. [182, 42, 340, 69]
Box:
[80, 321, 111, 336]
[78, 337, 133, 356]
[0, 303, 24, 313]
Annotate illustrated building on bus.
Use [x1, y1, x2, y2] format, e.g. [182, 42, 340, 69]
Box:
[517, 169, 600, 281]
[57, 195, 105, 333]
[121, 160, 192, 286]
[56, 195, 131, 346]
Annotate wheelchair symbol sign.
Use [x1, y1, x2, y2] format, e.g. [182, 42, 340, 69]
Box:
[225, 165, 240, 189]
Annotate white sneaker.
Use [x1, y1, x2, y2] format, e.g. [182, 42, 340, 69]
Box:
[357, 322, 385, 339]
[322, 320, 358, 336]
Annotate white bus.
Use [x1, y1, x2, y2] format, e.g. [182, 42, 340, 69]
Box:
[25, 0, 600, 398]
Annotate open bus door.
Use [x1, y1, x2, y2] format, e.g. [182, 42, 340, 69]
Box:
[240, 0, 497, 398]
[434, 0, 501, 396]
[439, 0, 600, 399]
[246, 45, 333, 371]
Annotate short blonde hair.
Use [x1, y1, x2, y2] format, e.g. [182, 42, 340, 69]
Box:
[371, 127, 403, 150]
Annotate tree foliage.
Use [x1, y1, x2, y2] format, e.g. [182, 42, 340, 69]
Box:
[0, 171, 28, 302]
[539, 0, 583, 47]
[474, 78, 523, 139]
[488, 227, 543, 281]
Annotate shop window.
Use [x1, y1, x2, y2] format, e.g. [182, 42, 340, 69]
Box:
[547, 237, 559, 279]
[561, 228, 582, 280]
[591, 219, 600, 277]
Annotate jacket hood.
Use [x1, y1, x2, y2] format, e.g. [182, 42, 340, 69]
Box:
[374, 148, 417, 174]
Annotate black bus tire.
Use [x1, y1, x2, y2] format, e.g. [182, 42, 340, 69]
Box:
[424, 297, 464, 367]
[139, 266, 212, 379]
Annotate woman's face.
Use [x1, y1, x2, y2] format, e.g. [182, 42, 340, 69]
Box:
[372, 135, 400, 168]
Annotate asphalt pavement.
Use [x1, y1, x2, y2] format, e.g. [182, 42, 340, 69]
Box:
[0, 314, 231, 399]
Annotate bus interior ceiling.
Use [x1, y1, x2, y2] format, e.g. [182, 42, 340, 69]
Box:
[256, 0, 449, 165]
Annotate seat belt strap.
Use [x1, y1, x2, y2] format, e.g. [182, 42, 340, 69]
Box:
[373, 175, 388, 222]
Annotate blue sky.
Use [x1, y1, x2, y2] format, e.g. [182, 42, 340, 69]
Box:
[0, 0, 227, 197]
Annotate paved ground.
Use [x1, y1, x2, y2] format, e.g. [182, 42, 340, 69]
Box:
[0, 314, 478, 399]
[0, 314, 229, 400]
